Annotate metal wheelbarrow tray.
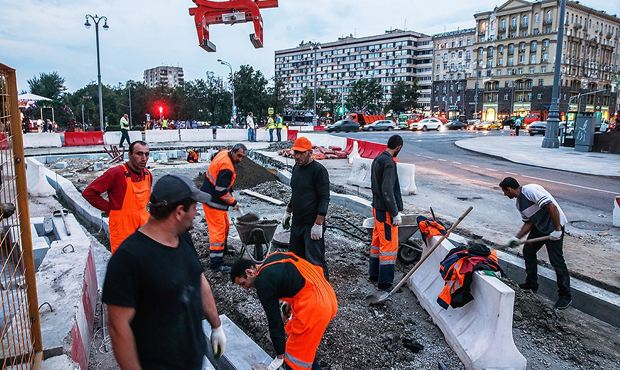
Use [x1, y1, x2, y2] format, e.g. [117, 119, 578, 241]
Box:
[233, 213, 279, 262]
[362, 214, 423, 264]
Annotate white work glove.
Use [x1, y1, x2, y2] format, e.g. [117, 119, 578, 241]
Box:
[232, 203, 241, 213]
[310, 223, 323, 240]
[267, 357, 284, 370]
[392, 212, 403, 226]
[549, 230, 563, 240]
[211, 325, 226, 359]
[282, 211, 292, 230]
[507, 236, 521, 248]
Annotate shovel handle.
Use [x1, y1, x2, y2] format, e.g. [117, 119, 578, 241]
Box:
[387, 206, 474, 296]
[518, 235, 551, 245]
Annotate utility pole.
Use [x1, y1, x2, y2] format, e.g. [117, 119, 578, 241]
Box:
[128, 82, 132, 128]
[310, 42, 321, 124]
[542, 0, 566, 148]
[84, 14, 109, 132]
[217, 59, 235, 124]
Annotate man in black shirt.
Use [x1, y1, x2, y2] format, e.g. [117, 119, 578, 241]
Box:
[231, 252, 338, 370]
[281, 137, 331, 279]
[102, 174, 226, 369]
[369, 135, 404, 290]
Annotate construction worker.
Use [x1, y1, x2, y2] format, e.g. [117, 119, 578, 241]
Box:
[83, 141, 152, 254]
[369, 135, 404, 290]
[275, 113, 284, 142]
[119, 113, 130, 147]
[267, 115, 276, 142]
[187, 148, 199, 163]
[162, 119, 168, 130]
[103, 174, 226, 369]
[201, 143, 247, 272]
[231, 252, 337, 370]
[281, 137, 330, 279]
[499, 177, 572, 310]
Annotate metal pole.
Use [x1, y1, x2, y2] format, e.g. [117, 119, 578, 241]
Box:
[81, 103, 85, 126]
[128, 83, 132, 128]
[542, 0, 566, 148]
[313, 47, 317, 122]
[95, 23, 104, 132]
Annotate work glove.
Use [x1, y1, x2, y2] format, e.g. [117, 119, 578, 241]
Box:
[549, 230, 563, 240]
[282, 211, 292, 230]
[392, 212, 403, 226]
[267, 357, 284, 370]
[507, 236, 521, 248]
[310, 223, 323, 240]
[211, 325, 226, 359]
[232, 203, 242, 213]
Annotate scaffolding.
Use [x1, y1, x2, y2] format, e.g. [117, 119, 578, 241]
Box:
[0, 63, 43, 368]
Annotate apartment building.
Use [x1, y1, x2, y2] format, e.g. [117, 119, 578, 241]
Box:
[274, 30, 433, 114]
[467, 0, 619, 121]
[143, 66, 185, 88]
[431, 28, 476, 119]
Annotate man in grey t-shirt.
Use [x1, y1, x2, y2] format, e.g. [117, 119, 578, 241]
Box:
[499, 177, 572, 310]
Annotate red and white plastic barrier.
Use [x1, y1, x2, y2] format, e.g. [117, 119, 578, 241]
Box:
[613, 196, 620, 228]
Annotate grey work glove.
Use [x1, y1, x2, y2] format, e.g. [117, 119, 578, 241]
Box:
[211, 325, 226, 359]
[549, 230, 562, 240]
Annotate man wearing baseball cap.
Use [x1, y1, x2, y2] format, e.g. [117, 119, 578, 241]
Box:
[103, 174, 226, 369]
[281, 137, 331, 279]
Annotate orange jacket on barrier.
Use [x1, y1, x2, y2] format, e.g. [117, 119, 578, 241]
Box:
[417, 216, 446, 242]
[202, 150, 237, 209]
[108, 164, 152, 253]
[258, 252, 338, 370]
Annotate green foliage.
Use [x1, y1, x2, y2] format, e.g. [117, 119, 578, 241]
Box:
[297, 87, 338, 116]
[346, 78, 383, 113]
[385, 80, 419, 114]
[27, 72, 66, 100]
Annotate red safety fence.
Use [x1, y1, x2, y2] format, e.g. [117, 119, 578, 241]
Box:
[313, 125, 326, 131]
[64, 131, 104, 146]
[287, 129, 298, 141]
[357, 140, 387, 159]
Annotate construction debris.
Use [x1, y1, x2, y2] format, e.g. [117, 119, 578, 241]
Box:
[278, 145, 348, 160]
[241, 189, 285, 206]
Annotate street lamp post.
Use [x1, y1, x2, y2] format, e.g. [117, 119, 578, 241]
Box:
[217, 59, 236, 124]
[127, 82, 132, 128]
[84, 14, 109, 132]
[309, 42, 321, 124]
[542, 0, 566, 148]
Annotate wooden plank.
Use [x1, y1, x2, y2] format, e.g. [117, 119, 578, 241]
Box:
[241, 190, 285, 206]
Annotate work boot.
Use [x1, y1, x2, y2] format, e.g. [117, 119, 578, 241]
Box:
[378, 283, 393, 292]
[518, 282, 538, 293]
[554, 296, 572, 310]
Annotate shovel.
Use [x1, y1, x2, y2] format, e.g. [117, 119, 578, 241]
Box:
[53, 209, 71, 236]
[504, 235, 551, 248]
[366, 206, 473, 306]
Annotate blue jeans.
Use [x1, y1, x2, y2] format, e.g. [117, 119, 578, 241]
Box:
[269, 128, 274, 142]
[247, 128, 255, 141]
[276, 128, 282, 141]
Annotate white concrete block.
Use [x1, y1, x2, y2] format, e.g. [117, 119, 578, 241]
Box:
[346, 157, 417, 195]
[348, 140, 360, 164]
[23, 133, 62, 148]
[397, 162, 418, 195]
[613, 196, 620, 228]
[54, 161, 68, 169]
[157, 153, 169, 163]
[408, 236, 526, 370]
[103, 131, 142, 145]
[145, 129, 180, 143]
[180, 129, 212, 142]
[26, 158, 56, 197]
[218, 128, 249, 142]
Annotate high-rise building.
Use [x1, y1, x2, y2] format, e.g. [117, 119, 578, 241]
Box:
[431, 28, 476, 119]
[143, 66, 185, 88]
[274, 30, 433, 114]
[468, 0, 619, 121]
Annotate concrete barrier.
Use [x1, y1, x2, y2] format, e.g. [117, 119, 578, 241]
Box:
[26, 158, 56, 197]
[348, 140, 359, 164]
[145, 129, 180, 143]
[217, 129, 248, 142]
[408, 235, 526, 370]
[296, 132, 347, 149]
[347, 157, 417, 195]
[180, 129, 213, 142]
[103, 131, 142, 145]
[613, 196, 620, 227]
[23, 133, 62, 148]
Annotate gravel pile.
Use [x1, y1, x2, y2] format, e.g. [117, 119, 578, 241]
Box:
[264, 141, 294, 151]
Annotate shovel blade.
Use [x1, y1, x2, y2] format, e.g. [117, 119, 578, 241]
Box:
[366, 291, 390, 306]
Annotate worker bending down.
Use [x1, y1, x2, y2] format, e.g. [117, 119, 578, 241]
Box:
[231, 252, 338, 370]
[201, 144, 246, 272]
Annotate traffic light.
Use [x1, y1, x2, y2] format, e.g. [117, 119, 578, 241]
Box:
[158, 106, 163, 115]
[337, 106, 345, 116]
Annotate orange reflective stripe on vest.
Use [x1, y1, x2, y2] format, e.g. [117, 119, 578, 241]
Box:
[108, 165, 151, 254]
[206, 150, 237, 205]
[258, 253, 338, 370]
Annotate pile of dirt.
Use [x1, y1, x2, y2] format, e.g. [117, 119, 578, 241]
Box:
[194, 157, 276, 190]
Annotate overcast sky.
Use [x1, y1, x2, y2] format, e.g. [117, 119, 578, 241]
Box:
[1, 0, 618, 93]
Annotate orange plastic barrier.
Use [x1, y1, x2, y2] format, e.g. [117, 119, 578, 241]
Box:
[64, 131, 104, 146]
[344, 138, 355, 155]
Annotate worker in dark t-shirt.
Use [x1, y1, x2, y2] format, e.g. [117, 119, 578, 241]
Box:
[281, 137, 331, 279]
[102, 174, 226, 369]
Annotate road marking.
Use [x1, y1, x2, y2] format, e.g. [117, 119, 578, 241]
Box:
[470, 165, 480, 168]
[505, 172, 518, 176]
[521, 174, 618, 195]
[437, 158, 447, 162]
[485, 168, 498, 172]
[452, 161, 462, 165]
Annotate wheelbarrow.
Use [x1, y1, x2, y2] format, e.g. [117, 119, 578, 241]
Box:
[361, 214, 424, 264]
[232, 213, 280, 263]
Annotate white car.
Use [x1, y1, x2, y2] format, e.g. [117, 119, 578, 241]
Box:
[410, 118, 443, 131]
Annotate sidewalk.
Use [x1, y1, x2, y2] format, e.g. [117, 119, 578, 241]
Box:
[455, 135, 620, 177]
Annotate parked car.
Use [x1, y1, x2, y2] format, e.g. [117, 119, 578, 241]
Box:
[528, 121, 547, 136]
[326, 119, 360, 133]
[524, 113, 542, 126]
[477, 121, 502, 130]
[445, 119, 467, 130]
[397, 113, 424, 129]
[362, 120, 396, 131]
[410, 117, 443, 131]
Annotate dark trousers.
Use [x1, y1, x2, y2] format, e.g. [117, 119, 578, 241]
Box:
[119, 129, 131, 147]
[524, 226, 571, 298]
[289, 223, 328, 280]
[269, 128, 274, 142]
[515, 126, 520, 136]
[276, 128, 282, 141]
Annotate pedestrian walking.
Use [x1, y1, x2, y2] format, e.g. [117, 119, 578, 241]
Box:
[103, 174, 227, 369]
[514, 117, 522, 136]
[369, 135, 404, 291]
[499, 177, 572, 309]
[212, 125, 217, 140]
[201, 144, 247, 272]
[281, 137, 331, 279]
[275, 113, 283, 142]
[246, 112, 256, 142]
[119, 113, 131, 147]
[267, 115, 276, 142]
[83, 141, 152, 254]
[231, 252, 337, 370]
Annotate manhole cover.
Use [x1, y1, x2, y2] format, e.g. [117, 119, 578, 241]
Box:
[570, 220, 609, 231]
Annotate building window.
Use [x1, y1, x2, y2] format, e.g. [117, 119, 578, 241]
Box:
[504, 93, 509, 100]
[537, 93, 542, 100]
[530, 54, 536, 64]
[541, 66, 547, 73]
[531, 41, 537, 52]
[535, 12, 540, 23]
[538, 78, 544, 86]
[529, 66, 535, 74]
[542, 52, 549, 62]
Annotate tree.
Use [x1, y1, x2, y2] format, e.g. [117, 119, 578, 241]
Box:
[27, 72, 66, 100]
[232, 65, 269, 122]
[346, 79, 383, 113]
[297, 87, 338, 116]
[265, 77, 290, 114]
[386, 80, 419, 113]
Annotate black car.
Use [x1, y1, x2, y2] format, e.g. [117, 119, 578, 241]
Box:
[326, 120, 360, 133]
[445, 120, 467, 130]
[528, 121, 547, 136]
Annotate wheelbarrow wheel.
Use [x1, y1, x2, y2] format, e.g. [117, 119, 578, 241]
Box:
[398, 243, 421, 264]
[253, 244, 264, 261]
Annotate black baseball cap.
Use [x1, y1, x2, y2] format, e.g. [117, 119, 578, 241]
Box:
[151, 174, 211, 205]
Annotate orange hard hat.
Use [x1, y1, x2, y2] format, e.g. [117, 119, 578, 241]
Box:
[291, 137, 313, 152]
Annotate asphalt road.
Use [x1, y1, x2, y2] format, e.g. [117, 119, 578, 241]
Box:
[335, 129, 619, 212]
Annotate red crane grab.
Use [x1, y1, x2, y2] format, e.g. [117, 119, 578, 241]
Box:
[189, 0, 278, 52]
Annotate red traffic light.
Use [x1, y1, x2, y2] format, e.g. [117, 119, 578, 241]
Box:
[158, 106, 163, 114]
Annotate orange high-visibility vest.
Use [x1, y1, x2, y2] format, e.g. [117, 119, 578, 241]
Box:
[205, 150, 237, 206]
